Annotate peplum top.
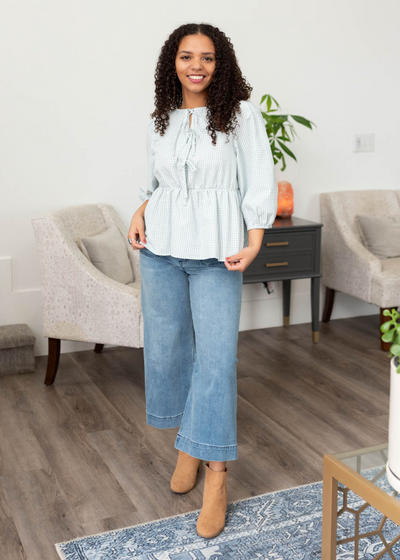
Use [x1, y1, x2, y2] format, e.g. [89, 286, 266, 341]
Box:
[138, 99, 278, 262]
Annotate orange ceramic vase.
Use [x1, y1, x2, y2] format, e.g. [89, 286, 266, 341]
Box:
[277, 181, 294, 218]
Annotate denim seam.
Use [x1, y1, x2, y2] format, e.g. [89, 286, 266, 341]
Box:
[177, 279, 196, 433]
[176, 432, 237, 450]
[146, 411, 183, 420]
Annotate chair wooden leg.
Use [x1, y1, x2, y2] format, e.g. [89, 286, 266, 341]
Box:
[380, 308, 393, 352]
[94, 344, 104, 353]
[322, 287, 335, 322]
[45, 338, 61, 385]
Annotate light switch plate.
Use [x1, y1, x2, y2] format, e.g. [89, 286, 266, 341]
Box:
[354, 133, 375, 152]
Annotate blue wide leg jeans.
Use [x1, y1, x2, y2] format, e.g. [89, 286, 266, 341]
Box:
[139, 246, 243, 462]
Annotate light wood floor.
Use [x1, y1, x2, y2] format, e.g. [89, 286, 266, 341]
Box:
[0, 314, 389, 559]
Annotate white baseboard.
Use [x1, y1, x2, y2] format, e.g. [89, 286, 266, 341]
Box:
[0, 257, 379, 357]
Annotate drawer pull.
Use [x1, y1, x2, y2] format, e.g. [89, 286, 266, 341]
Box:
[266, 262, 288, 267]
[266, 241, 289, 247]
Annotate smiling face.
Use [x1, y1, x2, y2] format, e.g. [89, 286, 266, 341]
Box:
[175, 33, 216, 105]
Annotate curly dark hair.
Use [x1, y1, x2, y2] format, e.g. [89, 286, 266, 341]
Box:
[150, 23, 253, 145]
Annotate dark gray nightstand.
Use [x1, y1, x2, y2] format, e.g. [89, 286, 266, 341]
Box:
[243, 216, 323, 343]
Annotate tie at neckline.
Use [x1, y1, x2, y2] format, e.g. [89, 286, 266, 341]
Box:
[173, 109, 207, 205]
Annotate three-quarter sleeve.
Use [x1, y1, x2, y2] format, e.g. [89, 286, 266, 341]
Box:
[138, 120, 159, 203]
[235, 101, 278, 230]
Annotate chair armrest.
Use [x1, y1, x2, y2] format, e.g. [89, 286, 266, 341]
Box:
[320, 194, 381, 302]
[31, 215, 142, 347]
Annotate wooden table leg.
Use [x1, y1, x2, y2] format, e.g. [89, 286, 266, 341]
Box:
[322, 456, 338, 560]
[283, 279, 291, 327]
[311, 276, 320, 342]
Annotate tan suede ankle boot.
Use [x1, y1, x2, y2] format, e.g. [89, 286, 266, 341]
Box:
[196, 462, 228, 538]
[170, 450, 203, 493]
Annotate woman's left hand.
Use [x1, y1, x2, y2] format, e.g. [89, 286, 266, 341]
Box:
[224, 246, 259, 272]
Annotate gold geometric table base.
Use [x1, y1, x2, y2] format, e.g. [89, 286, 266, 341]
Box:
[336, 484, 400, 559]
[322, 445, 400, 560]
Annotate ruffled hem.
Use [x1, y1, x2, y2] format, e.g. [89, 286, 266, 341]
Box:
[143, 187, 249, 262]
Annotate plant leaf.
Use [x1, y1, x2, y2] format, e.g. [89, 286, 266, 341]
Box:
[269, 95, 281, 109]
[389, 344, 400, 356]
[291, 115, 316, 130]
[382, 328, 396, 342]
[277, 140, 297, 161]
[268, 115, 287, 124]
[380, 320, 394, 333]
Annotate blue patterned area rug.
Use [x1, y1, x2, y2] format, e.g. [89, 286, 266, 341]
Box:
[55, 466, 399, 559]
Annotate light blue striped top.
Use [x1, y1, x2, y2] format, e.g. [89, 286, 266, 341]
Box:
[138, 99, 278, 261]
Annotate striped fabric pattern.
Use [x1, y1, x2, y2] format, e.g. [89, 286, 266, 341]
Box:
[138, 100, 278, 262]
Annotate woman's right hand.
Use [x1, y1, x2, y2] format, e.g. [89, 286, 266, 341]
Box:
[128, 204, 148, 250]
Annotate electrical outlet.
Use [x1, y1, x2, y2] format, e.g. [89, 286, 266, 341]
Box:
[354, 133, 375, 152]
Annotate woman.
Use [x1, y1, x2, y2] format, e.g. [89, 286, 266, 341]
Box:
[128, 23, 277, 538]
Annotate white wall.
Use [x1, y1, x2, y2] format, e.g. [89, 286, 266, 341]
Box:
[1, 0, 399, 356]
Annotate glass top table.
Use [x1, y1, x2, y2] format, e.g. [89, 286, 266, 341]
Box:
[322, 443, 400, 560]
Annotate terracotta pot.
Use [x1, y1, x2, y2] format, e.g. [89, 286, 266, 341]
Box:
[386, 356, 400, 492]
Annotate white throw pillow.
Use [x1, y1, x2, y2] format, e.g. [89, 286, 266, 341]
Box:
[356, 215, 400, 259]
[80, 226, 133, 284]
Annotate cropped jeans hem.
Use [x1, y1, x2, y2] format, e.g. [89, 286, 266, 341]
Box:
[140, 248, 243, 464]
[146, 411, 183, 429]
[174, 433, 238, 462]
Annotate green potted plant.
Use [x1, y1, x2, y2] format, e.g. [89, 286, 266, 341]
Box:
[259, 94, 316, 172]
[259, 94, 316, 218]
[380, 308, 400, 492]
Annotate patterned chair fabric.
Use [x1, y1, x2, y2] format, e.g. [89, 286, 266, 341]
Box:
[320, 190, 400, 308]
[31, 204, 143, 348]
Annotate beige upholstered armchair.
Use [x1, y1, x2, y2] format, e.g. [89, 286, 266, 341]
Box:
[32, 204, 143, 384]
[320, 190, 400, 349]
